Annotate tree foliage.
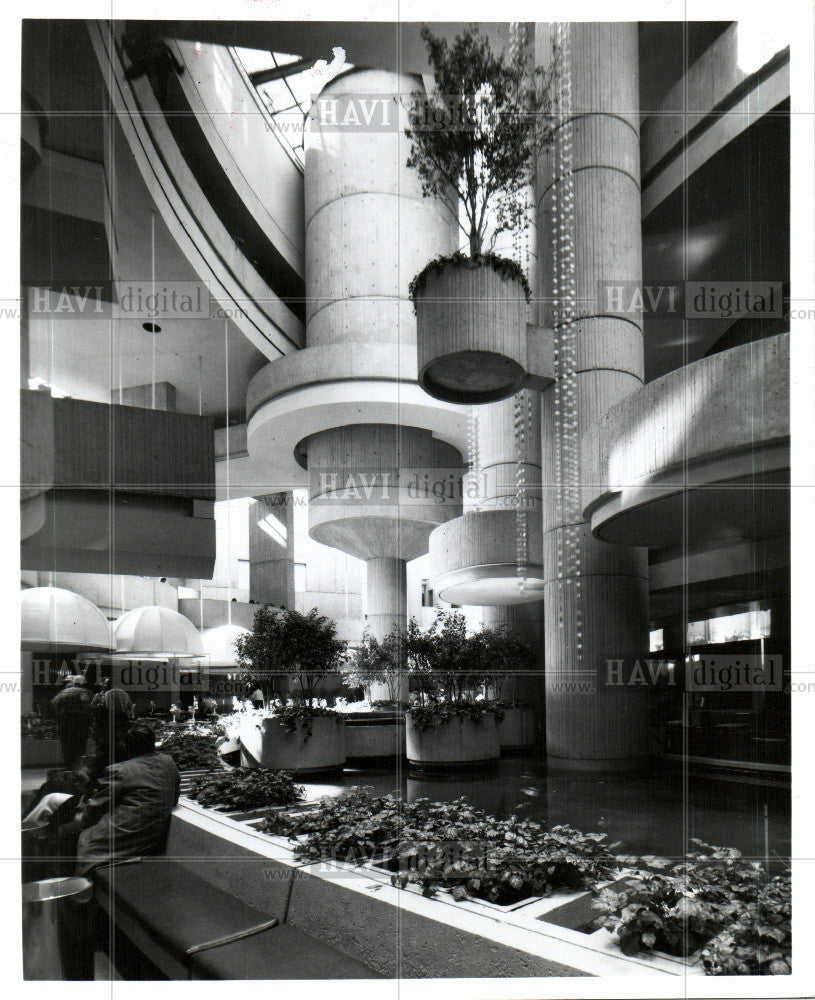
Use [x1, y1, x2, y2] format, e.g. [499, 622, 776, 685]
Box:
[235, 606, 347, 708]
[343, 629, 404, 703]
[405, 25, 555, 257]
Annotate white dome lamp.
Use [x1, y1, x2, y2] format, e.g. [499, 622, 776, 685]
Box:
[111, 606, 205, 660]
[200, 624, 250, 667]
[21, 586, 112, 651]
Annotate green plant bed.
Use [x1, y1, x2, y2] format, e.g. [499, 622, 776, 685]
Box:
[188, 767, 304, 812]
[593, 841, 791, 974]
[262, 789, 617, 905]
[157, 731, 221, 770]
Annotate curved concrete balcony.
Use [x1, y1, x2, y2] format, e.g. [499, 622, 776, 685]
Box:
[245, 343, 469, 486]
[583, 333, 789, 551]
[88, 23, 304, 358]
[641, 23, 789, 216]
[430, 509, 545, 606]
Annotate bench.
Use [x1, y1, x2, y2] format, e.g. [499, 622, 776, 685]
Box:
[94, 858, 383, 979]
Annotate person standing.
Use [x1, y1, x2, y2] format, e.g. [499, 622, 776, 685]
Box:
[249, 682, 264, 710]
[90, 677, 134, 776]
[50, 675, 92, 769]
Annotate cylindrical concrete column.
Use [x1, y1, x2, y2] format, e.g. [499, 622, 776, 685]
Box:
[249, 493, 295, 608]
[430, 389, 545, 605]
[366, 557, 407, 641]
[298, 70, 461, 638]
[306, 423, 462, 642]
[536, 22, 650, 768]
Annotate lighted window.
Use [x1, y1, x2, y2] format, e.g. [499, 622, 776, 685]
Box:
[234, 46, 351, 168]
[258, 512, 287, 547]
[687, 608, 771, 645]
[649, 628, 664, 652]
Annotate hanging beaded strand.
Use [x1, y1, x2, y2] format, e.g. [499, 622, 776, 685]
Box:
[467, 403, 481, 511]
[551, 23, 583, 667]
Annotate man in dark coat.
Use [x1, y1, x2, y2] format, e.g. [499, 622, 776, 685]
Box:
[53, 724, 179, 875]
[74, 724, 180, 874]
[50, 675, 92, 768]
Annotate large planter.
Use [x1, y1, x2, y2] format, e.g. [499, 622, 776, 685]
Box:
[238, 714, 346, 775]
[497, 707, 537, 749]
[415, 258, 527, 404]
[405, 712, 500, 766]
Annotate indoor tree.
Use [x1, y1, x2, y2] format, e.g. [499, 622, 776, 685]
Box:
[342, 628, 405, 705]
[236, 606, 347, 712]
[405, 25, 555, 263]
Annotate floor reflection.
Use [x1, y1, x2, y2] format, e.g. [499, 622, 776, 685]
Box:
[308, 756, 790, 868]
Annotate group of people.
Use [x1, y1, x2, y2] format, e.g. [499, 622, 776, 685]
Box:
[49, 674, 135, 775]
[23, 675, 181, 879]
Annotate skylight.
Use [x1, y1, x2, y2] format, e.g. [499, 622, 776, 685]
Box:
[235, 46, 351, 168]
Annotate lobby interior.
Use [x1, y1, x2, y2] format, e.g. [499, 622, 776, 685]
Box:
[18, 16, 792, 983]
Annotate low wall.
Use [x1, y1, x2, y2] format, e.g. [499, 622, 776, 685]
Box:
[166, 800, 697, 980]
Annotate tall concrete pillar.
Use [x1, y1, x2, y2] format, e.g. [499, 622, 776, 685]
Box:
[301, 70, 462, 637]
[536, 23, 650, 768]
[366, 557, 407, 641]
[249, 493, 295, 608]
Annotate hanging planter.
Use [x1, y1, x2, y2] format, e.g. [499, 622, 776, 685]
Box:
[413, 253, 530, 404]
[404, 27, 554, 404]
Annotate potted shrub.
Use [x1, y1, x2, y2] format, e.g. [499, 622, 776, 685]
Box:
[340, 629, 407, 760]
[474, 625, 538, 749]
[406, 26, 554, 404]
[235, 607, 348, 775]
[404, 611, 502, 766]
[342, 629, 407, 707]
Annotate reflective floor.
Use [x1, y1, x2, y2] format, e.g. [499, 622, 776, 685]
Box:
[311, 756, 791, 869]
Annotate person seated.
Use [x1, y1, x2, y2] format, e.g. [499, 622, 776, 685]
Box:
[56, 724, 180, 875]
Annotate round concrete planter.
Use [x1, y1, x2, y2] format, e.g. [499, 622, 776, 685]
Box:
[415, 258, 527, 404]
[405, 712, 500, 766]
[497, 707, 537, 749]
[238, 714, 346, 775]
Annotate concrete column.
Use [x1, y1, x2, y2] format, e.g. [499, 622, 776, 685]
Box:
[249, 493, 295, 608]
[366, 557, 407, 641]
[536, 22, 650, 768]
[298, 69, 461, 641]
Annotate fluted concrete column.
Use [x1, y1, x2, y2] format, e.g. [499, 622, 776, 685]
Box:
[366, 557, 407, 641]
[249, 493, 295, 608]
[536, 23, 650, 768]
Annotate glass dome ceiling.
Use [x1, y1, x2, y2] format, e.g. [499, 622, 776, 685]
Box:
[235, 46, 351, 168]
